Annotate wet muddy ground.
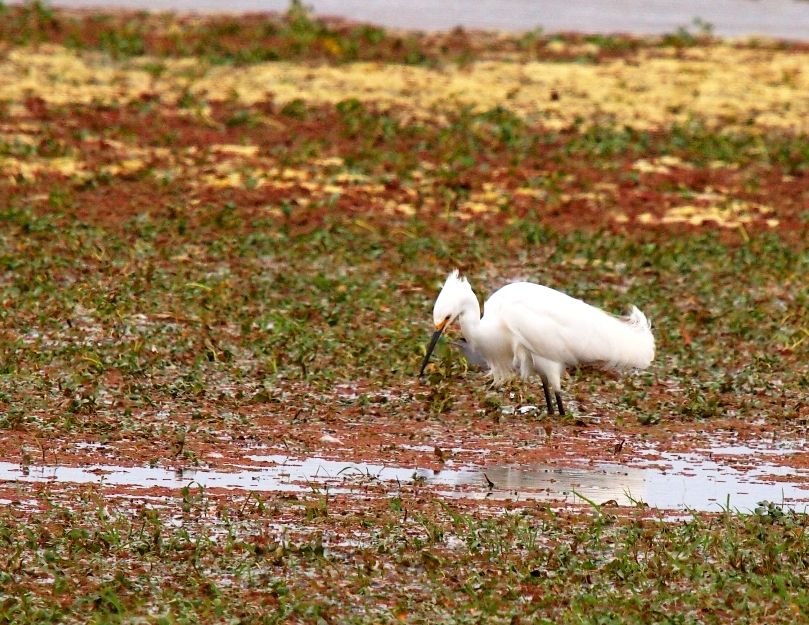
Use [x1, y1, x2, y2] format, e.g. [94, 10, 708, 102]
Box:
[1, 5, 808, 623]
[2, 435, 808, 512]
[3, 414, 808, 514]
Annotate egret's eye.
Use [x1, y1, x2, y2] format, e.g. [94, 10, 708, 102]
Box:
[444, 315, 451, 321]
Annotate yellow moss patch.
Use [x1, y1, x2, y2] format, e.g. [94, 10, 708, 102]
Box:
[632, 155, 693, 174]
[201, 171, 245, 188]
[1, 155, 89, 182]
[636, 199, 777, 228]
[101, 158, 148, 176]
[514, 187, 546, 199]
[0, 46, 154, 104]
[211, 144, 261, 157]
[2, 45, 809, 131]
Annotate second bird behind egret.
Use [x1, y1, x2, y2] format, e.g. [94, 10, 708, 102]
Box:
[419, 270, 655, 416]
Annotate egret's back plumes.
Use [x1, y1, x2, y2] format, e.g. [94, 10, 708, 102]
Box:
[486, 282, 655, 372]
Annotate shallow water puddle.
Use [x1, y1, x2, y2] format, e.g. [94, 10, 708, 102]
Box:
[2, 449, 808, 512]
[484, 453, 809, 511]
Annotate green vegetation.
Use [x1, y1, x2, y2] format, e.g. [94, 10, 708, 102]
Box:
[1, 1, 797, 67]
[0, 6, 807, 624]
[0, 199, 806, 434]
[0, 0, 420, 64]
[1, 494, 807, 623]
[0, 99, 806, 436]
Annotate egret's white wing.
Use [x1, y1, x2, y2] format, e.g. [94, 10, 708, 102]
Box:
[490, 295, 590, 366]
[486, 282, 653, 369]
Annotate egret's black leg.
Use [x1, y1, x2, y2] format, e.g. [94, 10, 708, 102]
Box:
[540, 375, 554, 416]
[555, 392, 566, 417]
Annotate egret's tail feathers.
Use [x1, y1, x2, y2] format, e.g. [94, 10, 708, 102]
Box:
[566, 304, 655, 371]
[626, 305, 651, 331]
[602, 305, 655, 370]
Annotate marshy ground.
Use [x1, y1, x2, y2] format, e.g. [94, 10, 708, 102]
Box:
[0, 3, 808, 623]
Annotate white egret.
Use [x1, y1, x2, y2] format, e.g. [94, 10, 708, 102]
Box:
[418, 270, 655, 416]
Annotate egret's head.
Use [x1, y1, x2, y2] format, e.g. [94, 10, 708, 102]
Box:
[419, 270, 477, 377]
[432, 270, 475, 330]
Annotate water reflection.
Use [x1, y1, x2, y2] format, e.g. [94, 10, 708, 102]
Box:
[1, 449, 807, 512]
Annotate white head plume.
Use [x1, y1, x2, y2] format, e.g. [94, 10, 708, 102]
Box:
[432, 270, 477, 329]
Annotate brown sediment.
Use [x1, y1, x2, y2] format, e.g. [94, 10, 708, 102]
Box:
[3, 100, 807, 242]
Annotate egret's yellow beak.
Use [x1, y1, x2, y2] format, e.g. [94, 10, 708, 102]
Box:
[419, 319, 448, 378]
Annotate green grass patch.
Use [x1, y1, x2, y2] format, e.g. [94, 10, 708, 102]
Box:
[0, 494, 807, 623]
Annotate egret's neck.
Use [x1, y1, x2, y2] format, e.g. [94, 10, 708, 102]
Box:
[457, 296, 482, 344]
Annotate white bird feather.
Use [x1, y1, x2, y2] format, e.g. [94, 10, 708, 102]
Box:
[419, 270, 655, 415]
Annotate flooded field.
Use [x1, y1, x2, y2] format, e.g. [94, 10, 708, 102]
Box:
[0, 4, 807, 623]
[3, 437, 808, 512]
